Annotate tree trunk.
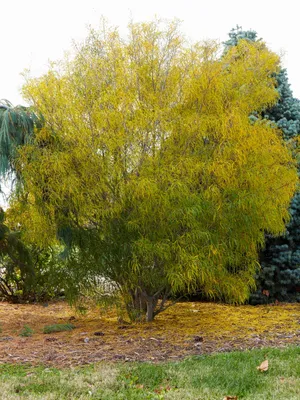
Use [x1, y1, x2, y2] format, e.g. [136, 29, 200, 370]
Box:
[146, 299, 155, 322]
[125, 287, 166, 322]
[126, 288, 147, 321]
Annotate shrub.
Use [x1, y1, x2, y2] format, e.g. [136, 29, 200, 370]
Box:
[43, 323, 75, 334]
[19, 325, 34, 337]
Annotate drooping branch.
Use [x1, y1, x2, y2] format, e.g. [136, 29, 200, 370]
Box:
[0, 99, 42, 180]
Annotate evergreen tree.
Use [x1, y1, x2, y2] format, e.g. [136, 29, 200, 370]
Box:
[263, 68, 300, 140]
[0, 99, 41, 181]
[252, 191, 300, 304]
[224, 25, 259, 49]
[225, 26, 300, 304]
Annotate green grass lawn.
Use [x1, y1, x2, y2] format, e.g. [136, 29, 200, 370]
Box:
[0, 346, 299, 399]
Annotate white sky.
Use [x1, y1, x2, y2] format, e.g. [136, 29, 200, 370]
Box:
[1, 0, 300, 103]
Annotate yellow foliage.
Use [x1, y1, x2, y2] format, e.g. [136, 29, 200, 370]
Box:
[9, 20, 298, 314]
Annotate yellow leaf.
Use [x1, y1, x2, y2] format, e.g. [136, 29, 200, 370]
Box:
[257, 359, 269, 372]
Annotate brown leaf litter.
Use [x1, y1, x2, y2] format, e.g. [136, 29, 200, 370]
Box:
[0, 301, 299, 367]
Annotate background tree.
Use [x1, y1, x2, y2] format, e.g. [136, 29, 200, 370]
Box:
[0, 207, 63, 303]
[0, 99, 41, 182]
[225, 26, 300, 304]
[0, 207, 32, 302]
[0, 101, 62, 303]
[10, 20, 297, 321]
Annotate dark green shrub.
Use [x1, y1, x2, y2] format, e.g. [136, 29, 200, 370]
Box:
[20, 325, 34, 337]
[43, 324, 75, 334]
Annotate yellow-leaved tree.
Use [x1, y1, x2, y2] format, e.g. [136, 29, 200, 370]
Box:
[10, 20, 297, 321]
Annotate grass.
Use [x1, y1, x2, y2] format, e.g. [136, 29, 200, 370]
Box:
[0, 346, 298, 399]
[43, 323, 75, 334]
[19, 325, 34, 337]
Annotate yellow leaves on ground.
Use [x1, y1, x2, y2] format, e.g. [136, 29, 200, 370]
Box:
[0, 301, 299, 366]
[257, 359, 269, 372]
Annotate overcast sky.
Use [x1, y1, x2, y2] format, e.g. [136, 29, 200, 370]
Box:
[1, 0, 300, 104]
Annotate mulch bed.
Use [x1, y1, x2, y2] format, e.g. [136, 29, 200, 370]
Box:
[0, 301, 299, 367]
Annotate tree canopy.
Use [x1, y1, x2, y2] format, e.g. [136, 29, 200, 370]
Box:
[9, 20, 298, 321]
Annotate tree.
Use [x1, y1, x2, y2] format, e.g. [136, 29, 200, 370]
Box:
[252, 68, 300, 303]
[0, 101, 49, 302]
[0, 100, 41, 182]
[10, 20, 297, 321]
[224, 25, 259, 49]
[0, 207, 65, 302]
[0, 207, 33, 302]
[262, 68, 300, 140]
[225, 26, 300, 304]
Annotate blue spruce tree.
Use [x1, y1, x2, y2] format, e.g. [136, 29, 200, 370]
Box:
[225, 26, 300, 304]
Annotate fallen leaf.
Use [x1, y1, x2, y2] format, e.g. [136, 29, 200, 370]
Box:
[154, 385, 172, 394]
[257, 359, 268, 372]
[135, 384, 144, 389]
[223, 396, 238, 400]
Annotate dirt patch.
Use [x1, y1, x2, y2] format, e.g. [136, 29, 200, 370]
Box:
[0, 301, 299, 366]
